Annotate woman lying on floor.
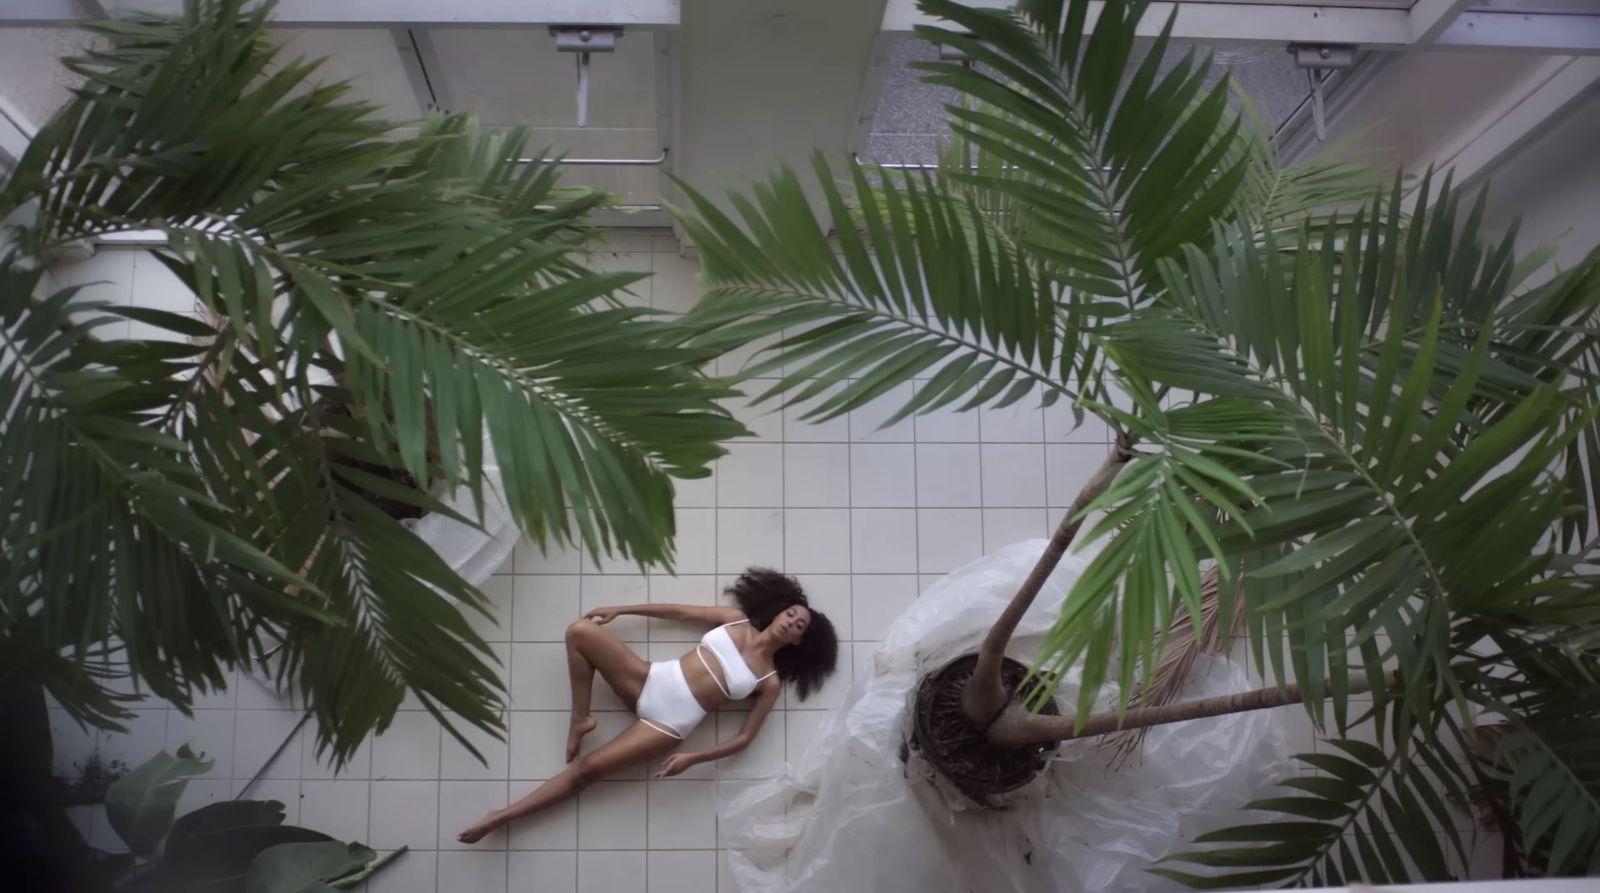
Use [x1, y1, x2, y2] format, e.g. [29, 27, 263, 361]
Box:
[458, 568, 839, 843]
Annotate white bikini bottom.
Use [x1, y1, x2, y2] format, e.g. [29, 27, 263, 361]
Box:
[636, 659, 707, 740]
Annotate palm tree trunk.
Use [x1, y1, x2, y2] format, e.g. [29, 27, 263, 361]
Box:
[959, 444, 1131, 729]
[984, 673, 1382, 747]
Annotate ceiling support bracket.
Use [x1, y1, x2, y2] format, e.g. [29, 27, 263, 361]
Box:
[552, 26, 622, 127]
[1289, 43, 1357, 142]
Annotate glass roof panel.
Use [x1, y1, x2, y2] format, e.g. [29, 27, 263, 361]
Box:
[1465, 0, 1598, 10]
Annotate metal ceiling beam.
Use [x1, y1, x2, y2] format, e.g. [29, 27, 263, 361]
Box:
[0, 0, 78, 22]
[391, 28, 453, 112]
[1, 0, 681, 28]
[1435, 12, 1600, 54]
[880, 0, 1600, 54]
[1408, 0, 1473, 46]
[0, 97, 36, 170]
[882, 1, 1417, 47]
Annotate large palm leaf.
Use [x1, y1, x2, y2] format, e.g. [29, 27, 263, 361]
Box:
[671, 0, 1279, 427]
[1094, 175, 1600, 882]
[1160, 642, 1600, 885]
[669, 0, 1600, 882]
[1058, 172, 1591, 720]
[1, 0, 742, 761]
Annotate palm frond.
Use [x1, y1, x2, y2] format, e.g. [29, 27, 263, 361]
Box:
[1031, 384, 1291, 723]
[0, 256, 301, 726]
[1159, 730, 1470, 888]
[1227, 88, 1389, 231]
[913, 0, 1250, 304]
[1039, 172, 1600, 735]
[672, 155, 1073, 425]
[1468, 642, 1600, 875]
[670, 0, 1260, 429]
[3, 0, 745, 761]
[1098, 562, 1242, 768]
[341, 256, 743, 567]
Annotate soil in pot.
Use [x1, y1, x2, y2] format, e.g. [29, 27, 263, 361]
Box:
[56, 753, 128, 807]
[316, 400, 432, 522]
[911, 653, 1060, 803]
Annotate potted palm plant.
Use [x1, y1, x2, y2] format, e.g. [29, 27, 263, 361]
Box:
[671, 0, 1600, 884]
[0, 0, 742, 885]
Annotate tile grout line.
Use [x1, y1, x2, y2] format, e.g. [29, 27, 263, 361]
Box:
[976, 409, 988, 555]
[503, 579, 515, 892]
[366, 690, 376, 892]
[780, 397, 788, 753]
[846, 392, 857, 713]
[775, 370, 790, 881]
[1036, 406, 1050, 538]
[576, 504, 586, 891]
[710, 360, 722, 893]
[436, 679, 445, 892]
[910, 386, 922, 587]
[645, 236, 657, 893]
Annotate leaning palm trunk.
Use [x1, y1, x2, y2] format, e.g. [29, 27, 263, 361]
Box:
[960, 444, 1131, 728]
[964, 455, 1276, 753]
[990, 669, 1381, 747]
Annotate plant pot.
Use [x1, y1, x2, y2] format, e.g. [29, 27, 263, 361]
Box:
[910, 652, 1060, 805]
[407, 463, 519, 587]
[304, 369, 516, 588]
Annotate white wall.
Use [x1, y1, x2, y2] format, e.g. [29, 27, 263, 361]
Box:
[1301, 49, 1600, 270]
[675, 0, 888, 204]
[1476, 84, 1600, 273]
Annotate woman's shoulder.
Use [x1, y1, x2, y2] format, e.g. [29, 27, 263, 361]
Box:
[726, 614, 755, 635]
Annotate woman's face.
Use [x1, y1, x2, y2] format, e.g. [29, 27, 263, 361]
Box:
[774, 605, 812, 646]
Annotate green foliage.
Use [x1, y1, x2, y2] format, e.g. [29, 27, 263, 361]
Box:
[243, 841, 373, 893]
[102, 748, 399, 893]
[672, 156, 1069, 424]
[1158, 735, 1467, 888]
[669, 0, 1600, 883]
[0, 0, 741, 764]
[105, 745, 213, 857]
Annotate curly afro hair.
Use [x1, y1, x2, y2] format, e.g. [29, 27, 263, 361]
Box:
[726, 568, 838, 702]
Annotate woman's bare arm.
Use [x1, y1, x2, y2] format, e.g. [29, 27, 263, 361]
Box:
[585, 602, 744, 625]
[656, 677, 781, 777]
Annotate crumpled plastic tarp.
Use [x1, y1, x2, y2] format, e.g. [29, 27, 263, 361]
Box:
[719, 539, 1297, 893]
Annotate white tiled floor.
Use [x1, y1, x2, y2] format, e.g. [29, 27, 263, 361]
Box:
[52, 231, 1396, 892]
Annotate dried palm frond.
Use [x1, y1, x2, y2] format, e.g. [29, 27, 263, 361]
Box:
[1099, 562, 1245, 769]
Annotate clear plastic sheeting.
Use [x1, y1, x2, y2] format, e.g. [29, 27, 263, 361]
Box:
[410, 463, 519, 588]
[719, 539, 1296, 893]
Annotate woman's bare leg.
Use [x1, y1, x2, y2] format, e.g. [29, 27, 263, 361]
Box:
[458, 720, 677, 843]
[564, 618, 649, 761]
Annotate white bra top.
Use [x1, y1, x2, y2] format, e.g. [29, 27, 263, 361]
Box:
[696, 620, 776, 700]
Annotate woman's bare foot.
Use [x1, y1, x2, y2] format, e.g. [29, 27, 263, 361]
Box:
[457, 812, 501, 844]
[566, 715, 597, 762]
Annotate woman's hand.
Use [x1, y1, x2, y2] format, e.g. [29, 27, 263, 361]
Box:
[584, 607, 622, 625]
[654, 753, 698, 778]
